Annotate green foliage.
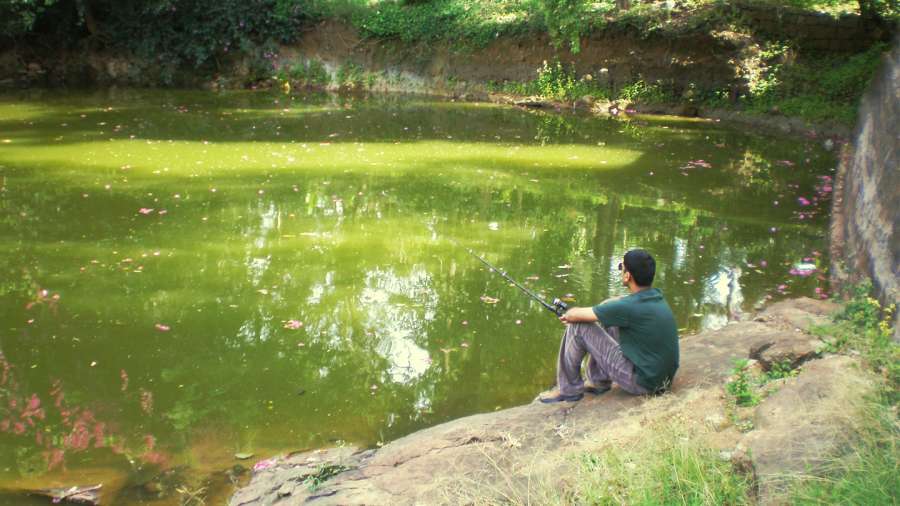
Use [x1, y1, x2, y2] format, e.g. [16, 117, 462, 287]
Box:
[304, 0, 541, 51]
[726, 359, 760, 407]
[1, 0, 308, 82]
[814, 281, 898, 404]
[619, 79, 673, 104]
[576, 426, 752, 505]
[304, 463, 349, 492]
[336, 61, 367, 89]
[535, 0, 594, 53]
[784, 0, 898, 19]
[741, 42, 888, 125]
[491, 60, 611, 102]
[533, 60, 577, 100]
[278, 58, 331, 87]
[766, 359, 799, 381]
[0, 0, 57, 37]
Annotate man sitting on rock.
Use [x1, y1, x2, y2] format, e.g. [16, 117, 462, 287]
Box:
[539, 249, 680, 403]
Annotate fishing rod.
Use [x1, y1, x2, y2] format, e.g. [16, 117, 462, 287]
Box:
[447, 237, 569, 317]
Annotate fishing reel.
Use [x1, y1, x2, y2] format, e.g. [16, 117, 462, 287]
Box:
[551, 298, 569, 317]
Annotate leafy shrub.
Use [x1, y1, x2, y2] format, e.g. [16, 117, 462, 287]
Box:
[336, 61, 366, 89]
[619, 79, 673, 103]
[726, 359, 760, 407]
[492, 60, 612, 102]
[814, 281, 898, 404]
[535, 0, 590, 53]
[279, 58, 331, 87]
[315, 0, 541, 51]
[742, 42, 888, 124]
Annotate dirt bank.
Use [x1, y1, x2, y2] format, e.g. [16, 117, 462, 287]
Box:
[229, 297, 875, 505]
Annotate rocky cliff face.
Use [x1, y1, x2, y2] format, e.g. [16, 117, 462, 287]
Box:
[830, 37, 899, 340]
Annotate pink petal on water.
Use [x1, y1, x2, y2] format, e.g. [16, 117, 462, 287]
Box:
[138, 208, 154, 215]
[283, 320, 303, 330]
[154, 323, 170, 332]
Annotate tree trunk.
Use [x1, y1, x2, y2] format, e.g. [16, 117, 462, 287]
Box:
[77, 0, 99, 36]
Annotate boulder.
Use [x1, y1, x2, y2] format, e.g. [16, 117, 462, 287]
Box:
[738, 355, 874, 504]
[755, 297, 838, 331]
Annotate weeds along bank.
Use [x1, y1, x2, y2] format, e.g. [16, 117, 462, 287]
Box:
[1, 1, 895, 130]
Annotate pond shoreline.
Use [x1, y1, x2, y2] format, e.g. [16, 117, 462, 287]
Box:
[229, 297, 868, 505]
[479, 90, 852, 141]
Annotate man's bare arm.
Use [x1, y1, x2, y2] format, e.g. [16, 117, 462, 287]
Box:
[559, 307, 598, 325]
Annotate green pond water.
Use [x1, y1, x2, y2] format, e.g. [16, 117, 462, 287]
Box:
[0, 89, 834, 503]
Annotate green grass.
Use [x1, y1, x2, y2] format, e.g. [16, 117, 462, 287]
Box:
[789, 402, 900, 505]
[573, 425, 752, 505]
[791, 281, 900, 504]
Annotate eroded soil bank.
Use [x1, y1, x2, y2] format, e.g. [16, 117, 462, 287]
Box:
[230, 297, 873, 505]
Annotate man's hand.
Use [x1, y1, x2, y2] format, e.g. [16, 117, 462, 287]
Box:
[559, 307, 599, 325]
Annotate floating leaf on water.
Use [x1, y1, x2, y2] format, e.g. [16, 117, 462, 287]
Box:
[257, 289, 269, 295]
[479, 295, 499, 304]
[235, 452, 254, 460]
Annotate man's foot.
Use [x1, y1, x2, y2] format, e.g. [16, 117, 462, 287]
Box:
[585, 383, 612, 395]
[538, 389, 584, 404]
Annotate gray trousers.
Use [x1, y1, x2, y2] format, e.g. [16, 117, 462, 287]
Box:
[557, 322, 649, 396]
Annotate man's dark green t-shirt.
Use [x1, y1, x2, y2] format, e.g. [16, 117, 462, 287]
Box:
[592, 288, 679, 392]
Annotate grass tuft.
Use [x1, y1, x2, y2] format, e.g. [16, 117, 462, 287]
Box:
[573, 423, 752, 505]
